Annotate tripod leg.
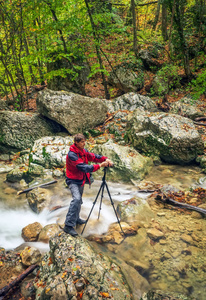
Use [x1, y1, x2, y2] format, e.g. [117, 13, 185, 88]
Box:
[81, 182, 104, 235]
[98, 182, 105, 219]
[105, 181, 125, 236]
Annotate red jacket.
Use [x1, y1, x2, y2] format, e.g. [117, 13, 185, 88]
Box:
[66, 144, 107, 186]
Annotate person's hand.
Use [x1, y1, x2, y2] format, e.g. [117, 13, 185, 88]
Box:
[106, 159, 114, 167]
[99, 161, 109, 168]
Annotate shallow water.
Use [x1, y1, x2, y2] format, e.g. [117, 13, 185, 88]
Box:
[0, 173, 145, 250]
[0, 163, 206, 299]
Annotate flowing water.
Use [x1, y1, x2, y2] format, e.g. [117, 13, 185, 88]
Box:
[0, 163, 206, 299]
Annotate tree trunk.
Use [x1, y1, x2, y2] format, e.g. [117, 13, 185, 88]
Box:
[153, 0, 161, 30]
[131, 0, 138, 57]
[168, 0, 191, 77]
[161, 2, 168, 41]
[84, 0, 110, 99]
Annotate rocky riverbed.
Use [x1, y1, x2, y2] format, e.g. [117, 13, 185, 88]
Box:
[0, 164, 206, 299]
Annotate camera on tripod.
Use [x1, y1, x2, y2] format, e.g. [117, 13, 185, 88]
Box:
[81, 164, 124, 236]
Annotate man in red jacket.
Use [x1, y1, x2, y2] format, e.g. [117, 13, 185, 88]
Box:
[64, 133, 113, 236]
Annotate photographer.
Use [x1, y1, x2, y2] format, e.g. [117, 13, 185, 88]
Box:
[64, 133, 113, 236]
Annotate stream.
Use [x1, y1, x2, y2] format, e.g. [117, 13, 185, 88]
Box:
[0, 163, 206, 299]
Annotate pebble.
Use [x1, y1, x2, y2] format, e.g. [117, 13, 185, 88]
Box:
[181, 234, 194, 244]
[157, 212, 166, 217]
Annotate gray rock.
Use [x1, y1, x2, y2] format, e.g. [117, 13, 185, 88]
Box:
[170, 97, 205, 120]
[0, 111, 62, 153]
[106, 92, 158, 113]
[126, 110, 204, 164]
[36, 89, 108, 134]
[152, 75, 168, 95]
[47, 57, 90, 95]
[30, 136, 73, 168]
[6, 164, 28, 182]
[109, 65, 144, 92]
[0, 163, 13, 174]
[139, 49, 161, 70]
[92, 140, 153, 183]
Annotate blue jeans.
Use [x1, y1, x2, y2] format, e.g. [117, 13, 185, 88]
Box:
[65, 183, 84, 228]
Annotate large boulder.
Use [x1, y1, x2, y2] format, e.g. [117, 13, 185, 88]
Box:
[0, 111, 62, 153]
[126, 110, 204, 164]
[30, 136, 73, 168]
[34, 233, 147, 299]
[47, 56, 90, 95]
[91, 140, 153, 183]
[36, 89, 108, 134]
[106, 92, 159, 113]
[170, 97, 205, 120]
[108, 65, 144, 92]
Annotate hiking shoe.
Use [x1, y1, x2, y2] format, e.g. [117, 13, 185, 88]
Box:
[76, 218, 87, 225]
[63, 226, 78, 236]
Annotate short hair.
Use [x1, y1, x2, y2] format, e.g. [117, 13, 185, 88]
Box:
[74, 133, 86, 143]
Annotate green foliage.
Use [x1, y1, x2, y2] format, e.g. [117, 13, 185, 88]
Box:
[158, 64, 180, 91]
[89, 63, 109, 78]
[42, 146, 51, 161]
[0, 0, 205, 100]
[189, 70, 206, 99]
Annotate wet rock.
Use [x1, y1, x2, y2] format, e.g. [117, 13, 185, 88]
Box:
[142, 290, 191, 300]
[0, 249, 25, 289]
[146, 228, 164, 240]
[127, 260, 150, 275]
[20, 246, 41, 266]
[34, 233, 133, 300]
[4, 187, 16, 194]
[114, 257, 150, 300]
[0, 163, 13, 174]
[157, 212, 166, 217]
[27, 187, 51, 213]
[38, 224, 60, 243]
[37, 89, 107, 134]
[117, 197, 155, 226]
[180, 234, 194, 244]
[137, 180, 161, 190]
[52, 168, 64, 177]
[6, 164, 28, 182]
[88, 222, 137, 245]
[126, 110, 204, 164]
[20, 279, 36, 299]
[21, 222, 43, 242]
[92, 140, 153, 183]
[27, 163, 45, 178]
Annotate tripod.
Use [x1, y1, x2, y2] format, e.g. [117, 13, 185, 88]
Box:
[81, 167, 124, 236]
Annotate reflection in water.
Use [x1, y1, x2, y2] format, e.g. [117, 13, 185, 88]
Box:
[0, 163, 206, 299]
